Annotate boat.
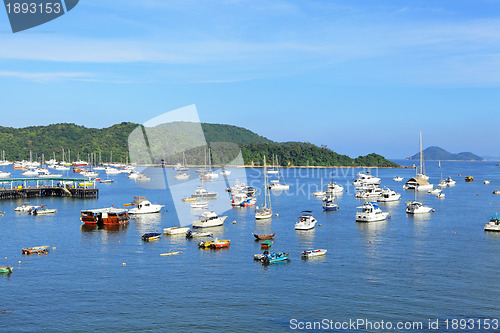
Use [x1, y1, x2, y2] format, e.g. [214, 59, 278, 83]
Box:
[231, 192, 248, 206]
[484, 180, 491, 184]
[240, 197, 257, 207]
[198, 240, 214, 248]
[190, 201, 209, 209]
[404, 132, 433, 191]
[445, 177, 456, 186]
[465, 176, 474, 182]
[30, 208, 57, 215]
[142, 232, 162, 242]
[437, 180, 448, 188]
[493, 191, 500, 195]
[163, 226, 190, 235]
[174, 152, 189, 171]
[301, 249, 327, 258]
[254, 251, 270, 260]
[325, 180, 344, 195]
[267, 157, 289, 190]
[22, 245, 50, 255]
[128, 171, 140, 179]
[160, 251, 182, 256]
[100, 179, 114, 184]
[135, 174, 151, 182]
[406, 201, 433, 214]
[254, 233, 275, 240]
[104, 167, 121, 175]
[174, 172, 190, 180]
[355, 184, 383, 199]
[295, 211, 317, 230]
[313, 191, 326, 197]
[260, 240, 272, 249]
[377, 188, 401, 202]
[267, 155, 279, 174]
[15, 204, 41, 212]
[211, 239, 230, 249]
[428, 188, 442, 194]
[80, 208, 130, 225]
[128, 196, 164, 214]
[0, 171, 11, 178]
[260, 252, 290, 264]
[0, 266, 13, 274]
[255, 155, 273, 219]
[220, 170, 231, 176]
[186, 230, 213, 238]
[393, 176, 404, 182]
[192, 211, 227, 228]
[322, 196, 339, 211]
[81, 171, 98, 178]
[355, 202, 389, 222]
[189, 186, 217, 199]
[436, 192, 445, 199]
[352, 172, 381, 186]
[485, 216, 500, 232]
[21, 169, 38, 177]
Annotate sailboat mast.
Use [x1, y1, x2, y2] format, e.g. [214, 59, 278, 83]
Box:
[263, 155, 268, 207]
[420, 131, 426, 176]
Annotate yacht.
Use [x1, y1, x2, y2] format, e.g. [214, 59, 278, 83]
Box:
[81, 171, 99, 178]
[484, 216, 500, 232]
[269, 180, 290, 191]
[128, 171, 140, 179]
[190, 187, 217, 199]
[406, 201, 433, 214]
[325, 182, 344, 195]
[231, 192, 248, 206]
[174, 172, 190, 180]
[352, 172, 381, 186]
[192, 211, 227, 228]
[104, 167, 121, 175]
[295, 211, 317, 230]
[355, 184, 383, 199]
[21, 169, 38, 177]
[355, 202, 389, 222]
[127, 197, 164, 214]
[313, 191, 326, 197]
[377, 188, 401, 202]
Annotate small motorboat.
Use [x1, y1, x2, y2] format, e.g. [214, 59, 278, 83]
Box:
[446, 177, 457, 186]
[30, 208, 57, 215]
[465, 176, 474, 182]
[15, 204, 40, 212]
[436, 193, 445, 199]
[128, 197, 164, 214]
[0, 266, 13, 274]
[322, 196, 339, 211]
[254, 250, 270, 260]
[393, 176, 404, 182]
[142, 232, 162, 242]
[260, 240, 272, 249]
[163, 227, 190, 235]
[485, 216, 500, 232]
[198, 240, 214, 248]
[295, 211, 317, 230]
[160, 251, 182, 256]
[220, 170, 231, 176]
[493, 190, 500, 195]
[211, 239, 230, 249]
[100, 179, 114, 184]
[174, 173, 190, 180]
[437, 180, 448, 188]
[260, 252, 290, 264]
[253, 233, 275, 240]
[186, 230, 213, 238]
[301, 249, 327, 258]
[406, 201, 433, 214]
[190, 201, 209, 209]
[22, 245, 50, 255]
[377, 188, 401, 202]
[484, 180, 491, 184]
[192, 211, 227, 228]
[428, 188, 442, 194]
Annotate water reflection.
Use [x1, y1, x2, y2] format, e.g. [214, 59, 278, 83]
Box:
[295, 229, 316, 242]
[355, 220, 388, 234]
[131, 213, 163, 234]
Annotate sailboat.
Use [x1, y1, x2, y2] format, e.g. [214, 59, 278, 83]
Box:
[268, 156, 289, 190]
[255, 156, 273, 219]
[403, 132, 433, 191]
[267, 154, 279, 174]
[204, 147, 218, 179]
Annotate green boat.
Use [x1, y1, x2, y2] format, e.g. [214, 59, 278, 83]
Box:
[260, 240, 273, 249]
[0, 266, 13, 274]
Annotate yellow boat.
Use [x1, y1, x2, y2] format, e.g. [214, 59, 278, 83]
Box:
[198, 240, 214, 248]
[78, 182, 94, 187]
[182, 197, 198, 202]
[160, 251, 182, 256]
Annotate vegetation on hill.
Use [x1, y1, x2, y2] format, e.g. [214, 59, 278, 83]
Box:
[408, 146, 484, 161]
[0, 122, 400, 167]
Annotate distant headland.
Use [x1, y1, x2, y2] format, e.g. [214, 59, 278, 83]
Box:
[407, 146, 484, 161]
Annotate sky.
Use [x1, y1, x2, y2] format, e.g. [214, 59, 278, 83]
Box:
[0, 0, 500, 158]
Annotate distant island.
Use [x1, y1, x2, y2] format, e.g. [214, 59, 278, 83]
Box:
[407, 146, 484, 161]
[0, 122, 400, 168]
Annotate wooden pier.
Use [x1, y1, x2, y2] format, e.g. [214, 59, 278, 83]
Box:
[0, 177, 99, 200]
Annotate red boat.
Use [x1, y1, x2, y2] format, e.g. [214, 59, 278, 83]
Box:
[210, 240, 230, 249]
[80, 208, 130, 225]
[254, 233, 276, 240]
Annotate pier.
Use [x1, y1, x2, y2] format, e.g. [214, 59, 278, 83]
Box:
[0, 177, 99, 200]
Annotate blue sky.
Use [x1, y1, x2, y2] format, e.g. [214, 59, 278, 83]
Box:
[1, 0, 500, 158]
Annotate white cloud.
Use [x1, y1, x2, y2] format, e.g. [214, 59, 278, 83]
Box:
[0, 71, 93, 83]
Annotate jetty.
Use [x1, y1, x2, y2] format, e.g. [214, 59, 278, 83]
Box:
[0, 177, 98, 200]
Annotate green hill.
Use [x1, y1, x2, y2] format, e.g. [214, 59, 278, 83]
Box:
[0, 122, 399, 167]
[408, 146, 484, 161]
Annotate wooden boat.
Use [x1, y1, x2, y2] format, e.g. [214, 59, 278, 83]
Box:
[260, 252, 290, 264]
[211, 239, 230, 249]
[22, 245, 50, 255]
[80, 208, 130, 225]
[186, 230, 213, 238]
[198, 240, 214, 248]
[163, 227, 190, 235]
[253, 233, 275, 240]
[260, 240, 272, 249]
[0, 266, 13, 274]
[301, 249, 327, 258]
[142, 232, 161, 242]
[160, 251, 182, 256]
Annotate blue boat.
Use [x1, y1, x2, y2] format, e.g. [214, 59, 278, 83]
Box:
[142, 232, 161, 242]
[322, 196, 339, 211]
[261, 252, 290, 264]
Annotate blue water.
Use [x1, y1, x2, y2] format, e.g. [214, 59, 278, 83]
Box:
[1, 161, 500, 332]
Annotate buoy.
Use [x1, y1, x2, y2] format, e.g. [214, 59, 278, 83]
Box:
[122, 263, 126, 266]
[180, 251, 182, 254]
[18, 261, 21, 265]
[459, 174, 461, 177]
[318, 224, 322, 227]
[233, 220, 237, 224]
[369, 241, 372, 243]
[432, 209, 436, 212]
[275, 213, 279, 217]
[52, 247, 56, 250]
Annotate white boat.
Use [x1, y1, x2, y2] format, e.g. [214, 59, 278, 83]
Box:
[428, 188, 442, 194]
[174, 152, 189, 171]
[313, 191, 326, 197]
[204, 171, 219, 179]
[135, 174, 151, 182]
[128, 171, 140, 179]
[0, 171, 11, 178]
[295, 211, 317, 230]
[484, 180, 491, 185]
[404, 132, 433, 191]
[21, 169, 38, 177]
[406, 201, 433, 214]
[81, 171, 98, 178]
[190, 201, 208, 209]
[30, 208, 57, 215]
[15, 204, 41, 212]
[220, 170, 231, 176]
[256, 155, 273, 219]
[231, 192, 248, 206]
[485, 216, 500, 232]
[128, 197, 164, 214]
[325, 182, 344, 195]
[267, 157, 289, 190]
[54, 165, 70, 171]
[355, 184, 383, 199]
[190, 187, 217, 199]
[174, 172, 190, 180]
[186, 230, 213, 238]
[352, 172, 381, 186]
[436, 193, 445, 199]
[445, 177, 456, 186]
[437, 180, 448, 188]
[301, 249, 327, 258]
[377, 188, 401, 202]
[322, 196, 339, 211]
[355, 202, 389, 222]
[163, 226, 190, 235]
[104, 167, 121, 175]
[192, 211, 227, 228]
[393, 176, 404, 182]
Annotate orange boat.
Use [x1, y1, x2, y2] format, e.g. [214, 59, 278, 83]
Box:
[80, 208, 130, 225]
[210, 239, 230, 249]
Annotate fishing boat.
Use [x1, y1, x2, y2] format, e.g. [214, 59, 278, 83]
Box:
[80, 208, 130, 225]
[295, 211, 317, 230]
[127, 196, 164, 214]
[255, 155, 273, 219]
[393, 176, 404, 182]
[254, 251, 270, 260]
[406, 201, 433, 214]
[190, 201, 209, 209]
[301, 249, 327, 258]
[192, 211, 227, 228]
[0, 266, 13, 274]
[377, 188, 401, 202]
[322, 196, 339, 211]
[30, 207, 57, 215]
[22, 245, 50, 255]
[260, 252, 290, 264]
[163, 226, 190, 235]
[260, 240, 272, 249]
[465, 176, 474, 182]
[142, 232, 162, 242]
[355, 202, 389, 222]
[186, 230, 213, 238]
[253, 233, 275, 240]
[485, 216, 500, 232]
[211, 239, 230, 249]
[160, 251, 182, 256]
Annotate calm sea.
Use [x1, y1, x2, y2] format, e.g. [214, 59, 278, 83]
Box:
[1, 161, 500, 332]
